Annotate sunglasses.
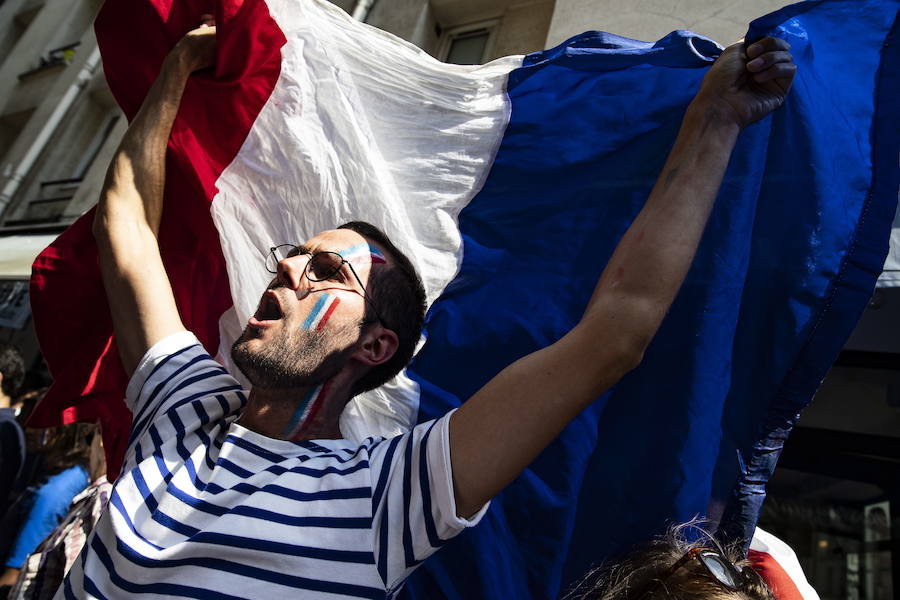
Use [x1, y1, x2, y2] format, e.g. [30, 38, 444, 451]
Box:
[265, 244, 385, 327]
[631, 544, 749, 600]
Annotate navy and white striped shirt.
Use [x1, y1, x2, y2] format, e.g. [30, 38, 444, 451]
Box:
[58, 331, 486, 599]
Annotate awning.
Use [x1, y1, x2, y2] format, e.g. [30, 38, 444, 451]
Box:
[0, 234, 58, 280]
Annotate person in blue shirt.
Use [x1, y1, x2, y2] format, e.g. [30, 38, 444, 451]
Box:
[0, 424, 97, 589]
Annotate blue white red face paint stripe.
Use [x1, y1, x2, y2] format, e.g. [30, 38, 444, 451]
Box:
[283, 380, 331, 439]
[340, 243, 386, 265]
[300, 293, 340, 331]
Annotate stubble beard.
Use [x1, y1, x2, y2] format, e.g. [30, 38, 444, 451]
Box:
[231, 322, 357, 390]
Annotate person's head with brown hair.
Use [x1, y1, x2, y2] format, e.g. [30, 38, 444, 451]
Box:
[33, 422, 104, 480]
[0, 344, 25, 408]
[567, 520, 775, 600]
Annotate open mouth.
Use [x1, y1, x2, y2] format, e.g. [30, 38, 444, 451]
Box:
[252, 291, 284, 325]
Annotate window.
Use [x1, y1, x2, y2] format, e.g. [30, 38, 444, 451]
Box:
[446, 29, 490, 64]
[440, 21, 498, 65]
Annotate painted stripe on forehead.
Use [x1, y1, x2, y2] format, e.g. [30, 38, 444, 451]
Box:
[339, 243, 369, 258]
[340, 243, 387, 265]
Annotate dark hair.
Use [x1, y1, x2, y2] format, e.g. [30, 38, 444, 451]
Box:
[32, 422, 100, 477]
[566, 519, 775, 600]
[338, 221, 426, 394]
[0, 344, 25, 398]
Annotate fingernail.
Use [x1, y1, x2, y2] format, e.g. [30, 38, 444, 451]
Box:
[747, 57, 763, 71]
[747, 43, 761, 58]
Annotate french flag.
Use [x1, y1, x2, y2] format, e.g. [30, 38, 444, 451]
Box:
[28, 0, 898, 597]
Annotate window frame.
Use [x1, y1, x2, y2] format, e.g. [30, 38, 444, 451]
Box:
[438, 19, 500, 65]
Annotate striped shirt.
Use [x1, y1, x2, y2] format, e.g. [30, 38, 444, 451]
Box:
[57, 331, 487, 599]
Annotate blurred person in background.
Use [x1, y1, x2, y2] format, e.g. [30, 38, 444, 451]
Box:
[565, 521, 775, 600]
[0, 424, 99, 593]
[10, 388, 50, 502]
[5, 428, 108, 600]
[566, 520, 819, 600]
[0, 345, 26, 519]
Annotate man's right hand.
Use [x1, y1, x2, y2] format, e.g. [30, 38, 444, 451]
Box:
[695, 36, 797, 130]
[94, 18, 221, 374]
[169, 15, 217, 73]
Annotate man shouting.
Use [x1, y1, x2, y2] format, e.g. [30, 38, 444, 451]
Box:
[59, 15, 795, 600]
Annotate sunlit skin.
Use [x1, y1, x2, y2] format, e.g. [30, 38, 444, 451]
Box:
[234, 228, 399, 441]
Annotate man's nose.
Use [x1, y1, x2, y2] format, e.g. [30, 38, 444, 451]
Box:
[276, 255, 310, 292]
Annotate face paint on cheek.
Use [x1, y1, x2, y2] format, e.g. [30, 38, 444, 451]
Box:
[283, 380, 332, 439]
[300, 294, 340, 331]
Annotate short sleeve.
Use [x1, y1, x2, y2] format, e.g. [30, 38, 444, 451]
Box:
[123, 331, 245, 463]
[369, 410, 489, 593]
[124, 330, 206, 412]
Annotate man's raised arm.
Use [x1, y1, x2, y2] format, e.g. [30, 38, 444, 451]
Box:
[92, 21, 216, 375]
[449, 38, 796, 518]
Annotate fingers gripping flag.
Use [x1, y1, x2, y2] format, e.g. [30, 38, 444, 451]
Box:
[28, 0, 898, 597]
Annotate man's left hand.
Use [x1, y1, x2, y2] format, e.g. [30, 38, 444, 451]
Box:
[696, 36, 797, 129]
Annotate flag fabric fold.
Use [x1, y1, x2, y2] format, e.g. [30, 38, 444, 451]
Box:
[28, 0, 898, 598]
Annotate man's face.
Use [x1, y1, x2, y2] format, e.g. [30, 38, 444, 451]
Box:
[231, 229, 385, 389]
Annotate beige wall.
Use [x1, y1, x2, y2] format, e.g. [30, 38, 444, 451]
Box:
[0, 0, 112, 226]
[0, 0, 42, 68]
[330, 0, 357, 12]
[365, 0, 438, 51]
[546, 0, 793, 49]
[0, 0, 100, 119]
[488, 1, 555, 60]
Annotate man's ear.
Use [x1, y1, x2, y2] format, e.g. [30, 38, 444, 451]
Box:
[354, 326, 399, 367]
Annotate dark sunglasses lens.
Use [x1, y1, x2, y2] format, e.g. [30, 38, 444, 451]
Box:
[307, 252, 342, 281]
[699, 553, 741, 588]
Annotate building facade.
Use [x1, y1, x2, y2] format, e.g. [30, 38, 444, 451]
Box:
[0, 0, 124, 364]
[0, 1, 896, 597]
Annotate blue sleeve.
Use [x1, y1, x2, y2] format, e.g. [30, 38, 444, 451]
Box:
[4, 465, 89, 568]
